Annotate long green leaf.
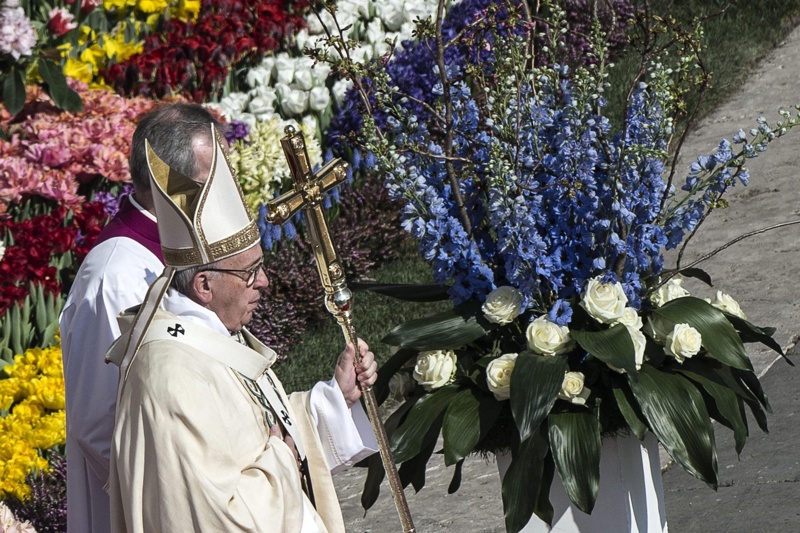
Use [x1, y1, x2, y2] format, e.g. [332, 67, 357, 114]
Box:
[673, 366, 748, 454]
[502, 429, 550, 533]
[724, 313, 785, 359]
[628, 365, 718, 487]
[510, 352, 567, 441]
[3, 69, 26, 116]
[734, 368, 771, 412]
[38, 60, 83, 112]
[447, 459, 464, 494]
[381, 302, 493, 350]
[571, 324, 638, 378]
[653, 296, 752, 371]
[350, 282, 451, 302]
[391, 385, 459, 463]
[399, 435, 437, 492]
[442, 388, 503, 465]
[373, 347, 417, 405]
[611, 382, 648, 440]
[361, 398, 416, 511]
[548, 410, 601, 514]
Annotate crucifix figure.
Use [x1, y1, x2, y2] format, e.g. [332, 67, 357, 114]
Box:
[266, 126, 416, 533]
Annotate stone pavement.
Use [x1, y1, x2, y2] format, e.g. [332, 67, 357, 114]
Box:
[333, 22, 800, 533]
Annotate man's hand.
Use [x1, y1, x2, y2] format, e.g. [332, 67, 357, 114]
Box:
[334, 339, 378, 408]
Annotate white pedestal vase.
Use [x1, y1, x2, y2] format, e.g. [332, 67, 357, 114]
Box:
[496, 432, 668, 533]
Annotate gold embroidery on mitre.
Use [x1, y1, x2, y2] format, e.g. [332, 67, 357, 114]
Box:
[207, 221, 260, 261]
[162, 246, 203, 267]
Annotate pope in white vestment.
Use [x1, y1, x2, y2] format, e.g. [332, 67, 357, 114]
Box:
[108, 290, 377, 533]
[106, 123, 380, 533]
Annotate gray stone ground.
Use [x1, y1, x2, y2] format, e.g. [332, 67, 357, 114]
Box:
[332, 23, 800, 533]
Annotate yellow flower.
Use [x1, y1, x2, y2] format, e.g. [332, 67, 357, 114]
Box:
[64, 57, 94, 83]
[80, 44, 107, 75]
[104, 0, 136, 10]
[172, 0, 201, 21]
[137, 0, 170, 13]
[102, 31, 144, 62]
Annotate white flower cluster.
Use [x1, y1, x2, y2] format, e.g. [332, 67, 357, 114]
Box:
[214, 0, 449, 125]
[226, 115, 322, 213]
[0, 2, 37, 61]
[0, 501, 37, 533]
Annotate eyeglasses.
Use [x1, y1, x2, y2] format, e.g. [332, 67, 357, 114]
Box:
[202, 261, 264, 288]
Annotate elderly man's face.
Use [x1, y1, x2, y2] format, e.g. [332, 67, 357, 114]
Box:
[204, 245, 268, 332]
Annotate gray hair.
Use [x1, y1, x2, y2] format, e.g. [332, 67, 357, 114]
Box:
[129, 103, 225, 208]
[171, 259, 224, 296]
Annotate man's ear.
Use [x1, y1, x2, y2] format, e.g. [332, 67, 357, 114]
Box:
[190, 271, 214, 304]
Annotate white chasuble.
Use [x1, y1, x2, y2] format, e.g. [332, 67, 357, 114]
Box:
[108, 308, 349, 533]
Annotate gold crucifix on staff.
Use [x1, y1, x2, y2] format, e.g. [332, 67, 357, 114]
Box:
[266, 125, 416, 533]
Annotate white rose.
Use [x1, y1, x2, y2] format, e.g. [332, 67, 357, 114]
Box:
[558, 372, 591, 405]
[332, 78, 353, 107]
[644, 314, 674, 344]
[403, 1, 430, 24]
[308, 86, 331, 112]
[615, 307, 643, 331]
[580, 278, 628, 323]
[277, 84, 308, 116]
[710, 291, 746, 319]
[246, 66, 272, 88]
[413, 349, 457, 391]
[629, 327, 646, 370]
[388, 372, 416, 401]
[481, 286, 523, 325]
[526, 316, 573, 356]
[651, 276, 690, 307]
[373, 39, 391, 58]
[294, 68, 314, 91]
[350, 44, 373, 63]
[486, 353, 518, 401]
[665, 323, 702, 363]
[399, 21, 417, 42]
[274, 53, 296, 85]
[218, 92, 250, 114]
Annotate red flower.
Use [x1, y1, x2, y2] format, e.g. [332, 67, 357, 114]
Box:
[101, 0, 310, 102]
[47, 8, 78, 37]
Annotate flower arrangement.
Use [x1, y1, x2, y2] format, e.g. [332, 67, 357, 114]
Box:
[101, 0, 310, 102]
[311, 1, 797, 531]
[0, 341, 66, 503]
[0, 0, 90, 115]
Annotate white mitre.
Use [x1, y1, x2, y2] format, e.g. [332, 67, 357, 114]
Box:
[147, 123, 260, 268]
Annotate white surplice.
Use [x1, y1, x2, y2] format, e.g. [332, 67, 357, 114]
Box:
[107, 290, 378, 533]
[59, 201, 161, 533]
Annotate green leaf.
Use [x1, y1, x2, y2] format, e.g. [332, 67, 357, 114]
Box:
[447, 459, 464, 494]
[678, 267, 713, 286]
[38, 60, 83, 113]
[373, 347, 417, 405]
[3, 69, 26, 116]
[360, 398, 416, 511]
[629, 365, 718, 487]
[510, 352, 568, 441]
[399, 435, 437, 492]
[350, 282, 451, 302]
[390, 385, 459, 463]
[381, 302, 493, 351]
[611, 382, 648, 440]
[724, 313, 787, 362]
[572, 324, 639, 378]
[442, 388, 503, 465]
[502, 429, 551, 533]
[673, 366, 748, 454]
[548, 410, 601, 514]
[734, 368, 771, 413]
[653, 296, 752, 371]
